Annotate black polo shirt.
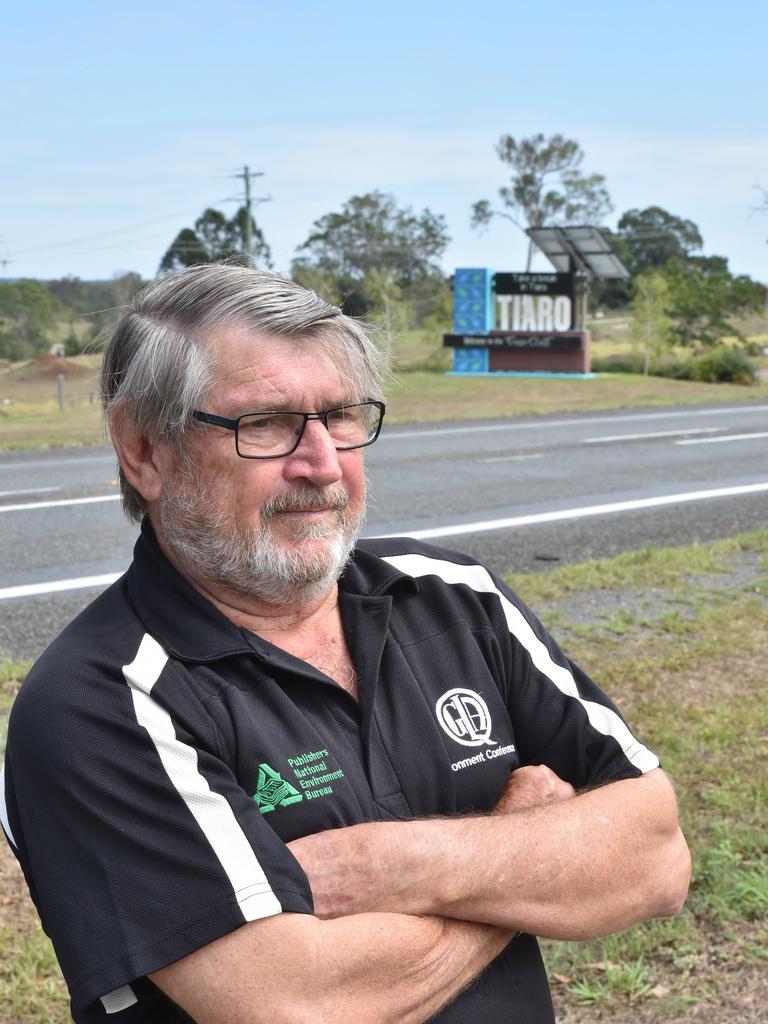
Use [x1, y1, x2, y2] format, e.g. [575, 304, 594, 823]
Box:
[2, 521, 658, 1023]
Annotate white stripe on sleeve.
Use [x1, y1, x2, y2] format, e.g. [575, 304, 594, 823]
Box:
[123, 634, 282, 922]
[382, 553, 659, 773]
[100, 985, 138, 1013]
[0, 764, 18, 848]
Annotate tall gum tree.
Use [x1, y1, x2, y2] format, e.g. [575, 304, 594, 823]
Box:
[471, 133, 612, 270]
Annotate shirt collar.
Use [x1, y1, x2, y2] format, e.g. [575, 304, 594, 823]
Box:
[125, 521, 418, 662]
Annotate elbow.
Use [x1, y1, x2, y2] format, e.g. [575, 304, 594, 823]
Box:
[652, 827, 692, 919]
[643, 771, 692, 919]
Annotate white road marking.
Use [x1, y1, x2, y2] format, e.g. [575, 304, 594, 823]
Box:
[0, 452, 115, 472]
[582, 428, 720, 444]
[0, 494, 120, 513]
[0, 573, 122, 601]
[5, 481, 768, 601]
[0, 486, 61, 498]
[383, 404, 768, 441]
[374, 482, 768, 541]
[675, 432, 768, 446]
[482, 454, 544, 464]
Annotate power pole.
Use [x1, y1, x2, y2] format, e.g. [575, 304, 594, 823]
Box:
[0, 237, 11, 276]
[232, 165, 267, 267]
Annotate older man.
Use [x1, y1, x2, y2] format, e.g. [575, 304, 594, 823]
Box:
[2, 265, 690, 1024]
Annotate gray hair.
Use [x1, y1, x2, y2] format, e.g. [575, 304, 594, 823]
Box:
[101, 264, 389, 521]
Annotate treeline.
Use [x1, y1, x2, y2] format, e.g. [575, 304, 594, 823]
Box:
[0, 273, 142, 361]
[160, 192, 452, 330]
[1, 133, 765, 364]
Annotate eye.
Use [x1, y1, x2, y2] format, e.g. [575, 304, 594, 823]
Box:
[325, 407, 350, 426]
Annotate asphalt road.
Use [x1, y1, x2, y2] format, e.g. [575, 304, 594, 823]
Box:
[1, 400, 767, 661]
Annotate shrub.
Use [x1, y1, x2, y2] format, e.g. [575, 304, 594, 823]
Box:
[590, 352, 645, 374]
[592, 346, 758, 385]
[690, 346, 758, 385]
[651, 357, 693, 380]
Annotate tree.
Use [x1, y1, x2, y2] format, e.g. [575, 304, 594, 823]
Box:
[0, 279, 62, 360]
[662, 256, 763, 348]
[292, 191, 450, 319]
[593, 206, 704, 311]
[46, 275, 89, 313]
[160, 228, 209, 271]
[471, 133, 612, 269]
[629, 272, 673, 375]
[615, 207, 703, 275]
[44, 274, 148, 352]
[159, 206, 271, 273]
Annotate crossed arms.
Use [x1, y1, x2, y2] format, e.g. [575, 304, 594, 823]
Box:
[151, 765, 690, 1024]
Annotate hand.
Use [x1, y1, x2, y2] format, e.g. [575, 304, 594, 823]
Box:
[289, 822, 387, 919]
[289, 766, 577, 920]
[492, 765, 576, 814]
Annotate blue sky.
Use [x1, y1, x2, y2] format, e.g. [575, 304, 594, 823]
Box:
[2, 0, 766, 282]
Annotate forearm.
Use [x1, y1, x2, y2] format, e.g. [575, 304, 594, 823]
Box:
[303, 912, 512, 1024]
[291, 769, 690, 940]
[397, 771, 690, 938]
[152, 910, 513, 1024]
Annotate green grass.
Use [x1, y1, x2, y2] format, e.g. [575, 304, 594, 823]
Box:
[0, 402, 106, 450]
[0, 355, 105, 450]
[0, 659, 29, 754]
[0, 662, 71, 1024]
[0, 928, 71, 1024]
[503, 532, 768, 1017]
[385, 371, 768, 425]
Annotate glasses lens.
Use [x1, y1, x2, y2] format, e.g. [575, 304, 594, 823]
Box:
[237, 413, 304, 456]
[326, 403, 381, 448]
[234, 403, 383, 458]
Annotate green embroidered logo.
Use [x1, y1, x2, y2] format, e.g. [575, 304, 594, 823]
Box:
[252, 763, 304, 814]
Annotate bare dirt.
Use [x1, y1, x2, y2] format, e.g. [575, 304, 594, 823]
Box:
[554, 960, 768, 1023]
[9, 354, 90, 382]
[0, 842, 33, 935]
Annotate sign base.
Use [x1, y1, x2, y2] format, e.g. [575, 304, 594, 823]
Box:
[445, 370, 597, 379]
[446, 331, 591, 374]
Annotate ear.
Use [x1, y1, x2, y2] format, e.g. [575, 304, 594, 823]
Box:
[109, 403, 167, 506]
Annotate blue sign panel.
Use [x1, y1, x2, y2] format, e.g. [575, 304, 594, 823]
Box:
[452, 268, 494, 334]
[452, 347, 489, 373]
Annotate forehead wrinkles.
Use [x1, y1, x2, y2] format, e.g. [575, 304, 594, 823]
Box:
[205, 329, 357, 405]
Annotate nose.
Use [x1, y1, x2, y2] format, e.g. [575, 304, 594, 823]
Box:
[282, 417, 344, 486]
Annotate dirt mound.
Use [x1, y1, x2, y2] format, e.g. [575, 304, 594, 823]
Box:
[11, 354, 90, 382]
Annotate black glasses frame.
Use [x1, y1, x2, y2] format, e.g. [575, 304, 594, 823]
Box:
[191, 400, 386, 459]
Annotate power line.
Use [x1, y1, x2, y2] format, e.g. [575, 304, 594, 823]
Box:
[8, 208, 208, 258]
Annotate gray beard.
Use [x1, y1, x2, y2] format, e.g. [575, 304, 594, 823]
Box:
[157, 469, 364, 605]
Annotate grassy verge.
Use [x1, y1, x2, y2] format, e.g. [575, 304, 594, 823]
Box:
[1, 533, 767, 1021]
[386, 371, 768, 423]
[0, 403, 106, 450]
[505, 531, 768, 1021]
[0, 661, 72, 1024]
[2, 363, 767, 451]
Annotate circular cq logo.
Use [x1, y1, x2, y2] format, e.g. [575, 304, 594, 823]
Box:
[435, 688, 497, 747]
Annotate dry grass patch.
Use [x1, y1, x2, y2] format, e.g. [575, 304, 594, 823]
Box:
[2, 351, 768, 450]
[387, 371, 768, 424]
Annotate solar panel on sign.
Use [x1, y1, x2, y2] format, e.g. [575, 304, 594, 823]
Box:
[526, 226, 630, 280]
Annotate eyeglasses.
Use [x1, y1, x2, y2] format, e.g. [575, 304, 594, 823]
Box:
[192, 400, 385, 459]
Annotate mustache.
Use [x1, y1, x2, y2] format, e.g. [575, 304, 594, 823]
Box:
[262, 486, 349, 519]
